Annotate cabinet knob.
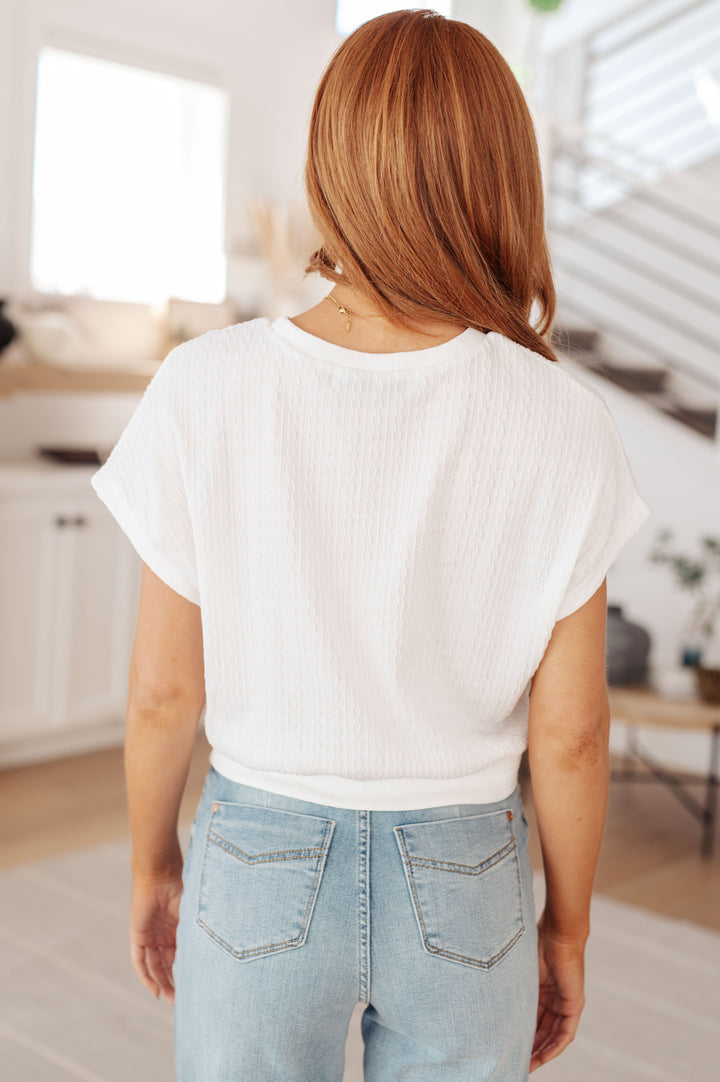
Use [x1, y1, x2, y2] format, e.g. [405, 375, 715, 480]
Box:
[54, 515, 87, 527]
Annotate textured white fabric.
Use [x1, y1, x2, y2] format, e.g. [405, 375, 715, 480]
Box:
[90, 315, 651, 809]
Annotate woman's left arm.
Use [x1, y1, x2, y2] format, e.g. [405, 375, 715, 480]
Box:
[125, 562, 206, 1003]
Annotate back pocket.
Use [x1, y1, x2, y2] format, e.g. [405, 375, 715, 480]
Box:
[394, 808, 524, 970]
[196, 801, 335, 962]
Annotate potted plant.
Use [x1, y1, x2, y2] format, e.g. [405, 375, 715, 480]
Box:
[648, 530, 720, 702]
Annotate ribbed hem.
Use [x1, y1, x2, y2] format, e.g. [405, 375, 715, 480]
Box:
[208, 747, 521, 810]
[269, 316, 489, 372]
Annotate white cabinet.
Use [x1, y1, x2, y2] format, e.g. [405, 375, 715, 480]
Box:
[0, 494, 57, 739]
[0, 461, 141, 767]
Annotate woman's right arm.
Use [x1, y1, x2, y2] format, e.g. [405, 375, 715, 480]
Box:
[527, 577, 612, 1072]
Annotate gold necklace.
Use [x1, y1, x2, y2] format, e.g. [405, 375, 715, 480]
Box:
[324, 292, 384, 333]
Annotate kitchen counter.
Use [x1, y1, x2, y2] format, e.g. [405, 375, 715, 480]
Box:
[0, 456, 101, 491]
[0, 358, 161, 396]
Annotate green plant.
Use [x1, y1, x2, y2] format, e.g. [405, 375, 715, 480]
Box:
[527, 0, 565, 11]
[648, 531, 720, 660]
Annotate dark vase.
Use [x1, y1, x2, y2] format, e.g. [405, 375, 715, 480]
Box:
[696, 666, 720, 704]
[0, 299, 18, 355]
[606, 604, 652, 686]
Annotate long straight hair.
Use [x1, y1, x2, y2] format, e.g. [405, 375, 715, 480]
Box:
[303, 9, 558, 363]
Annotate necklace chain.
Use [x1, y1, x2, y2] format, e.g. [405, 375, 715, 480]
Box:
[324, 292, 384, 333]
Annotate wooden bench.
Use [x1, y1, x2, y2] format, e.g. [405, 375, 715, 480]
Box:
[608, 685, 720, 859]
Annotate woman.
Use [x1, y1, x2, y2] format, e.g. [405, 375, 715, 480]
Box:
[91, 10, 651, 1081]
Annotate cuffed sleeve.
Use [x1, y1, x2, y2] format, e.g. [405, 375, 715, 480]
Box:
[90, 345, 200, 605]
[555, 401, 651, 621]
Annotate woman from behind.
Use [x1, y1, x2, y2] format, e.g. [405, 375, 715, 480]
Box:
[93, 9, 651, 1082]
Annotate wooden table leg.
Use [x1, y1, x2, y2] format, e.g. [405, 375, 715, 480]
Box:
[701, 726, 720, 860]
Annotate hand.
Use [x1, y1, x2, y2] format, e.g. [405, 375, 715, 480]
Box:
[129, 869, 183, 1004]
[530, 911, 586, 1072]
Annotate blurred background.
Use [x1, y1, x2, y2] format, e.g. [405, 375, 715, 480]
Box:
[0, 1, 719, 1079]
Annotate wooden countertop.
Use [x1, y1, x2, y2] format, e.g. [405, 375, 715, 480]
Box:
[608, 684, 720, 730]
[0, 359, 161, 396]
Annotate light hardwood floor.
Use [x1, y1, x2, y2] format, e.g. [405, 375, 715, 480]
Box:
[1, 731, 718, 931]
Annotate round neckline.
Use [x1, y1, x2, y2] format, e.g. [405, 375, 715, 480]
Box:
[269, 315, 488, 372]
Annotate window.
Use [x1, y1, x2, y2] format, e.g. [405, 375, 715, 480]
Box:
[31, 47, 229, 305]
[336, 1, 452, 37]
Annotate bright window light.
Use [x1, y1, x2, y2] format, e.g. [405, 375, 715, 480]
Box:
[31, 48, 229, 305]
[336, 2, 452, 37]
[694, 67, 720, 128]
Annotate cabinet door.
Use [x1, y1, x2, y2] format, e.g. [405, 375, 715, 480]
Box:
[0, 500, 59, 738]
[62, 499, 142, 729]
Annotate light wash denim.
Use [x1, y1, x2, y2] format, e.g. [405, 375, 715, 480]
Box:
[173, 765, 538, 1081]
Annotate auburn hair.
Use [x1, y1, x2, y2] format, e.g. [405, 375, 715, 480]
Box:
[303, 8, 558, 363]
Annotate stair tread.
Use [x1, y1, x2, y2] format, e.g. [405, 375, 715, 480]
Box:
[671, 403, 718, 418]
[557, 349, 668, 376]
[559, 356, 717, 438]
[598, 360, 670, 374]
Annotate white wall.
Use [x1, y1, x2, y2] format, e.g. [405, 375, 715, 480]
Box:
[534, 0, 653, 52]
[452, 0, 648, 64]
[453, 0, 532, 59]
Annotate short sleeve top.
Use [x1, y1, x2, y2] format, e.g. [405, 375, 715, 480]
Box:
[89, 317, 651, 809]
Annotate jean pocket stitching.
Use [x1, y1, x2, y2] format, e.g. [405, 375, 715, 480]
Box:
[195, 812, 335, 961]
[394, 815, 525, 970]
[401, 836, 518, 876]
[205, 826, 332, 864]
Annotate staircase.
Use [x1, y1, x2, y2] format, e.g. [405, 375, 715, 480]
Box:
[548, 324, 717, 439]
[531, 0, 720, 448]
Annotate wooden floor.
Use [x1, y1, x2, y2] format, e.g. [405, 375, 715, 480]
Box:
[1, 731, 719, 931]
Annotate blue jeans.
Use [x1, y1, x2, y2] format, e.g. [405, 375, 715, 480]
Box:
[173, 765, 538, 1081]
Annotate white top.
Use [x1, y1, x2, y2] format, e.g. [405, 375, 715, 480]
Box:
[90, 315, 651, 810]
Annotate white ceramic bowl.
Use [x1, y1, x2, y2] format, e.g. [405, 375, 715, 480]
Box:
[19, 312, 77, 366]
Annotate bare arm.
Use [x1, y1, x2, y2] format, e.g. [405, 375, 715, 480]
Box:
[126, 562, 205, 877]
[125, 562, 206, 1000]
[527, 577, 611, 1070]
